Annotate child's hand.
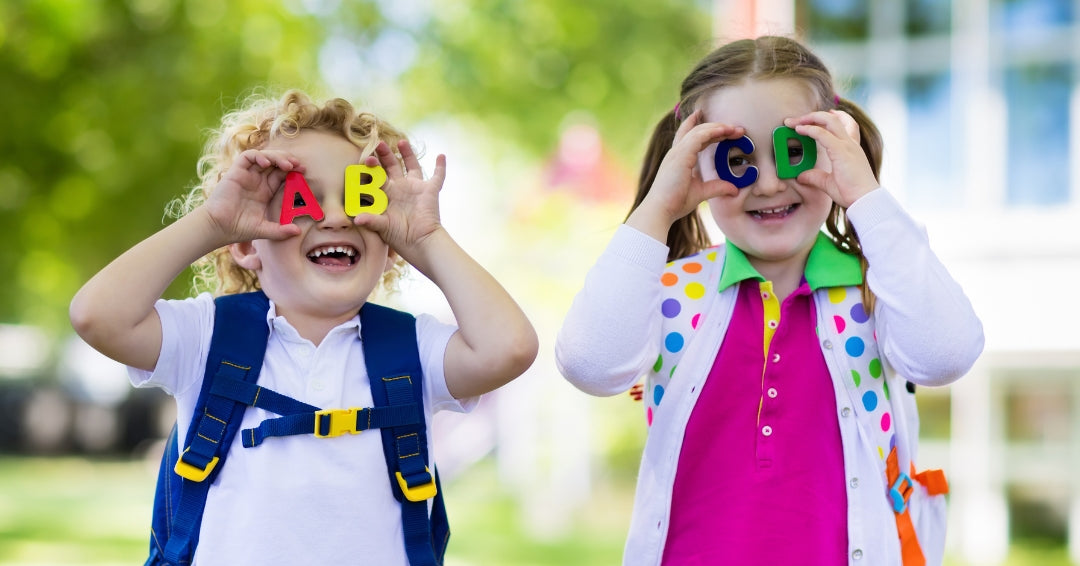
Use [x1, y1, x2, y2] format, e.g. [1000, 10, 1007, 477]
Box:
[203, 149, 303, 244]
[785, 110, 879, 208]
[627, 110, 744, 241]
[652, 110, 744, 218]
[353, 140, 446, 259]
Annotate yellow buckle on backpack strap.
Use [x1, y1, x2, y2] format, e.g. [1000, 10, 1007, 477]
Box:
[174, 450, 219, 482]
[314, 408, 361, 438]
[395, 468, 438, 502]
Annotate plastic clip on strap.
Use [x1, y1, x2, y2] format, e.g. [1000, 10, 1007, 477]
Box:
[396, 467, 438, 502]
[173, 361, 256, 483]
[174, 451, 219, 482]
[889, 471, 914, 513]
[315, 408, 362, 438]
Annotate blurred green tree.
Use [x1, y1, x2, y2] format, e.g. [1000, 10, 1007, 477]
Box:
[397, 0, 713, 163]
[0, 0, 338, 331]
[0, 0, 711, 332]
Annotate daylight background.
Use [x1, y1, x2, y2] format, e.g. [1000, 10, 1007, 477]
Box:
[1, 0, 1079, 565]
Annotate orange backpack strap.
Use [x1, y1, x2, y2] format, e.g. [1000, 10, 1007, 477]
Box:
[913, 466, 949, 497]
[886, 446, 927, 566]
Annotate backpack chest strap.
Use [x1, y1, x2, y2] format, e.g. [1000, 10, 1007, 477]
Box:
[207, 374, 422, 447]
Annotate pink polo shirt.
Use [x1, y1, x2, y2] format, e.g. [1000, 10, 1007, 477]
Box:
[662, 236, 854, 565]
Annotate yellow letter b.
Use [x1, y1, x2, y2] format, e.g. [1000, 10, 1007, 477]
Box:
[344, 164, 388, 216]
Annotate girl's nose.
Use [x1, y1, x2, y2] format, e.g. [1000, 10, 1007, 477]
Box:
[751, 162, 786, 196]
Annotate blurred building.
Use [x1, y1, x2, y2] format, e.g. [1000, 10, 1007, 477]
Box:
[714, 0, 1080, 563]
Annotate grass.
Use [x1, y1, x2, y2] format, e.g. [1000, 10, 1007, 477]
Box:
[0, 457, 153, 564]
[0, 455, 1074, 565]
[0, 455, 627, 565]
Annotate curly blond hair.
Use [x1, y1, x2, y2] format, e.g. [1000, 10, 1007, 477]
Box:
[167, 89, 409, 296]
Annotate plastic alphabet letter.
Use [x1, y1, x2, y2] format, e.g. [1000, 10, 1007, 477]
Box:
[714, 135, 758, 189]
[344, 164, 388, 216]
[772, 126, 817, 179]
[279, 171, 325, 224]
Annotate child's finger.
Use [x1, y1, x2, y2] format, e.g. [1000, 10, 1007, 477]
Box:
[702, 178, 740, 200]
[428, 154, 447, 188]
[796, 169, 831, 193]
[261, 222, 302, 241]
[376, 142, 405, 179]
[787, 111, 851, 144]
[398, 140, 424, 178]
[672, 109, 701, 146]
[831, 110, 860, 142]
[352, 212, 390, 235]
[236, 149, 271, 171]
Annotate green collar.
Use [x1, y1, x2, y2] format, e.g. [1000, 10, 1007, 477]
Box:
[717, 232, 863, 291]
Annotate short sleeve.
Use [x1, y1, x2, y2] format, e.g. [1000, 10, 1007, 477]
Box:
[126, 293, 215, 400]
[415, 313, 477, 413]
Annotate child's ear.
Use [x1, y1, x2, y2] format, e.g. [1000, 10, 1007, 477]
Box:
[229, 241, 262, 271]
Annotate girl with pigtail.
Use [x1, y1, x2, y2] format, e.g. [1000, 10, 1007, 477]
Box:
[557, 35, 981, 566]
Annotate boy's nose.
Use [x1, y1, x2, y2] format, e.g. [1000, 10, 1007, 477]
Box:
[318, 195, 353, 229]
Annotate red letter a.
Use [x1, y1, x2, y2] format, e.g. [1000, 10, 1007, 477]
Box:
[279, 171, 325, 224]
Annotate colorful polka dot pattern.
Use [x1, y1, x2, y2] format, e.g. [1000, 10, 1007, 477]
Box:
[644, 247, 722, 426]
[825, 286, 895, 462]
[642, 246, 899, 466]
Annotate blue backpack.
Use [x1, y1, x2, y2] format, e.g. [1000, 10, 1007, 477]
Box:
[146, 291, 449, 565]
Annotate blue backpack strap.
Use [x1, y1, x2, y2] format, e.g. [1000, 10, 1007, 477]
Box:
[146, 291, 270, 566]
[361, 303, 449, 566]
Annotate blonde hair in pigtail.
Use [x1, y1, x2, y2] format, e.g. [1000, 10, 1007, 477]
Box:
[167, 89, 410, 296]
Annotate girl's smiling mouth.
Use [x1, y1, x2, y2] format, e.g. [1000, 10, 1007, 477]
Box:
[307, 245, 358, 267]
[749, 204, 799, 220]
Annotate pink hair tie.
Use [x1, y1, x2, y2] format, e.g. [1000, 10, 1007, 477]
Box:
[834, 94, 841, 106]
[673, 102, 681, 119]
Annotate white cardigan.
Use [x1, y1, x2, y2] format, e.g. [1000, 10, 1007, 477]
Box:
[556, 188, 983, 566]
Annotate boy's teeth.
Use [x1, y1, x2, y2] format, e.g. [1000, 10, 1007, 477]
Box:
[308, 246, 356, 258]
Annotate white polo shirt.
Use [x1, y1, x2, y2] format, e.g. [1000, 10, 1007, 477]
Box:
[130, 293, 475, 565]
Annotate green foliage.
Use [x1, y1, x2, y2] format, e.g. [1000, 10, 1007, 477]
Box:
[0, 0, 329, 330]
[398, 0, 713, 163]
[0, 0, 713, 333]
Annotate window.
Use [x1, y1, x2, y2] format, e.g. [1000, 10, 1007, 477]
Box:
[992, 0, 1073, 40]
[803, 0, 869, 41]
[905, 73, 960, 208]
[1003, 63, 1072, 206]
[905, 0, 951, 36]
[1003, 375, 1072, 443]
[990, 0, 1074, 206]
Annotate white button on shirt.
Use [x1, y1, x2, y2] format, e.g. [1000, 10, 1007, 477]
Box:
[128, 293, 473, 566]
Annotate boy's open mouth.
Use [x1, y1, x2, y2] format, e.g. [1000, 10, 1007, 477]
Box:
[307, 245, 358, 267]
[750, 204, 798, 220]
